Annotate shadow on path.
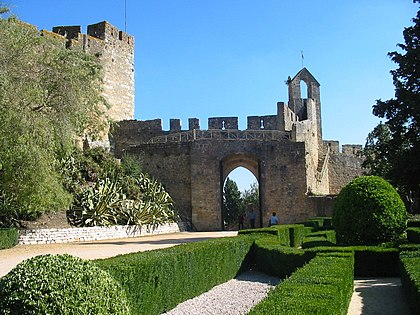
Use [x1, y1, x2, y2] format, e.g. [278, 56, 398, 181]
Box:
[348, 278, 412, 315]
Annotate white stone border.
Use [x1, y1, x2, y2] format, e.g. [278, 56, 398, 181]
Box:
[18, 222, 187, 245]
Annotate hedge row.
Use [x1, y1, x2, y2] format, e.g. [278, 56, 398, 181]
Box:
[253, 237, 310, 278]
[305, 245, 400, 277]
[249, 252, 354, 315]
[303, 217, 333, 231]
[239, 224, 310, 248]
[399, 249, 420, 315]
[302, 230, 336, 249]
[95, 235, 254, 315]
[407, 227, 420, 244]
[407, 220, 420, 228]
[0, 228, 18, 250]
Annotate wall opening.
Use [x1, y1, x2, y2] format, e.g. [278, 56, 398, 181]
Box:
[300, 80, 308, 99]
[220, 154, 261, 230]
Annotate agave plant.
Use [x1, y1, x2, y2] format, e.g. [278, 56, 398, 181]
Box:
[71, 177, 125, 227]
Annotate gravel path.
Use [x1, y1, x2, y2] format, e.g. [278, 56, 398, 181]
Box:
[162, 271, 280, 315]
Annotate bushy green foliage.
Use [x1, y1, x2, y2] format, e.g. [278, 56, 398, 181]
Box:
[0, 254, 130, 315]
[399, 249, 420, 315]
[304, 217, 333, 231]
[333, 176, 407, 245]
[249, 253, 354, 315]
[362, 7, 420, 212]
[65, 149, 177, 227]
[354, 246, 400, 277]
[239, 224, 309, 247]
[253, 237, 310, 278]
[0, 228, 18, 249]
[304, 245, 400, 277]
[0, 12, 106, 224]
[407, 227, 420, 243]
[96, 236, 254, 315]
[222, 177, 244, 226]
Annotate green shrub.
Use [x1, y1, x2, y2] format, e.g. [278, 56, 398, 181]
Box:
[353, 246, 400, 277]
[95, 235, 254, 315]
[302, 236, 335, 249]
[239, 225, 290, 246]
[286, 224, 309, 247]
[304, 217, 333, 231]
[253, 237, 310, 278]
[304, 245, 400, 276]
[0, 254, 130, 315]
[333, 176, 407, 245]
[249, 253, 354, 315]
[399, 250, 420, 315]
[407, 220, 420, 228]
[0, 228, 18, 249]
[407, 227, 420, 243]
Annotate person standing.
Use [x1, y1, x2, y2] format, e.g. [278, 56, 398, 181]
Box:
[248, 209, 256, 229]
[238, 213, 244, 230]
[269, 212, 279, 226]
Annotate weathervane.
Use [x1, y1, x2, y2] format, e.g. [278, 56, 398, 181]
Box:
[301, 50, 304, 69]
[124, 0, 127, 32]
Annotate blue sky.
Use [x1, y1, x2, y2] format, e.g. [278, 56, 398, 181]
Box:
[7, 0, 418, 191]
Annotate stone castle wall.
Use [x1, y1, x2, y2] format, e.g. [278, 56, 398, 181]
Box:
[52, 21, 135, 122]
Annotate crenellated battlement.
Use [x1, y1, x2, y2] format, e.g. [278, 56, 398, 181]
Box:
[51, 21, 135, 124]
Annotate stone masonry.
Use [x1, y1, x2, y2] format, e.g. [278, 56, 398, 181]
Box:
[112, 68, 364, 231]
[52, 21, 135, 136]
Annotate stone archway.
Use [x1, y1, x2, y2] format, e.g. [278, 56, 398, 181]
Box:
[220, 153, 262, 229]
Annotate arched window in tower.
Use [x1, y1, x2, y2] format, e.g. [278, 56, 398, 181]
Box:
[300, 80, 308, 99]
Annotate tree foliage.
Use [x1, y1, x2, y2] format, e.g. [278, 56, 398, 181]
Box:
[222, 177, 244, 226]
[65, 148, 178, 228]
[333, 176, 407, 245]
[0, 11, 106, 224]
[222, 177, 259, 228]
[363, 7, 420, 212]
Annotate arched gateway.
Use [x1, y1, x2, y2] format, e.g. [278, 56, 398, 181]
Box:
[112, 68, 363, 231]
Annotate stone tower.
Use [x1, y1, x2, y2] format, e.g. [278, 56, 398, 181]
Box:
[288, 68, 322, 145]
[52, 21, 135, 122]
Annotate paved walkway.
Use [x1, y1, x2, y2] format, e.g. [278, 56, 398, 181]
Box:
[0, 231, 237, 278]
[0, 232, 413, 315]
[347, 278, 412, 315]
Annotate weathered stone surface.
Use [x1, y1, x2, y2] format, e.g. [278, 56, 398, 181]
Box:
[113, 68, 364, 231]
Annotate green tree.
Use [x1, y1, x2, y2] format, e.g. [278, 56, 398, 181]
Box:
[222, 177, 244, 227]
[242, 181, 259, 210]
[0, 9, 106, 225]
[363, 6, 420, 212]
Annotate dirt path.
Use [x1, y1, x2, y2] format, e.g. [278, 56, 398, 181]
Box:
[0, 231, 237, 278]
[347, 278, 412, 315]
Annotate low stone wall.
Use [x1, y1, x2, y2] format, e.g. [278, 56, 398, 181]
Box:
[18, 222, 187, 245]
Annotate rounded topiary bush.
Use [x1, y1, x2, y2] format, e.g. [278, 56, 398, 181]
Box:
[333, 176, 407, 245]
[0, 254, 131, 315]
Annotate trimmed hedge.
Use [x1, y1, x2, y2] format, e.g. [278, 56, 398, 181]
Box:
[302, 230, 336, 249]
[400, 250, 420, 315]
[408, 220, 420, 228]
[239, 224, 309, 248]
[249, 252, 354, 315]
[95, 235, 254, 315]
[253, 237, 310, 278]
[0, 254, 130, 314]
[407, 227, 420, 243]
[304, 217, 333, 231]
[0, 228, 18, 250]
[305, 245, 400, 276]
[239, 227, 289, 245]
[333, 176, 407, 245]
